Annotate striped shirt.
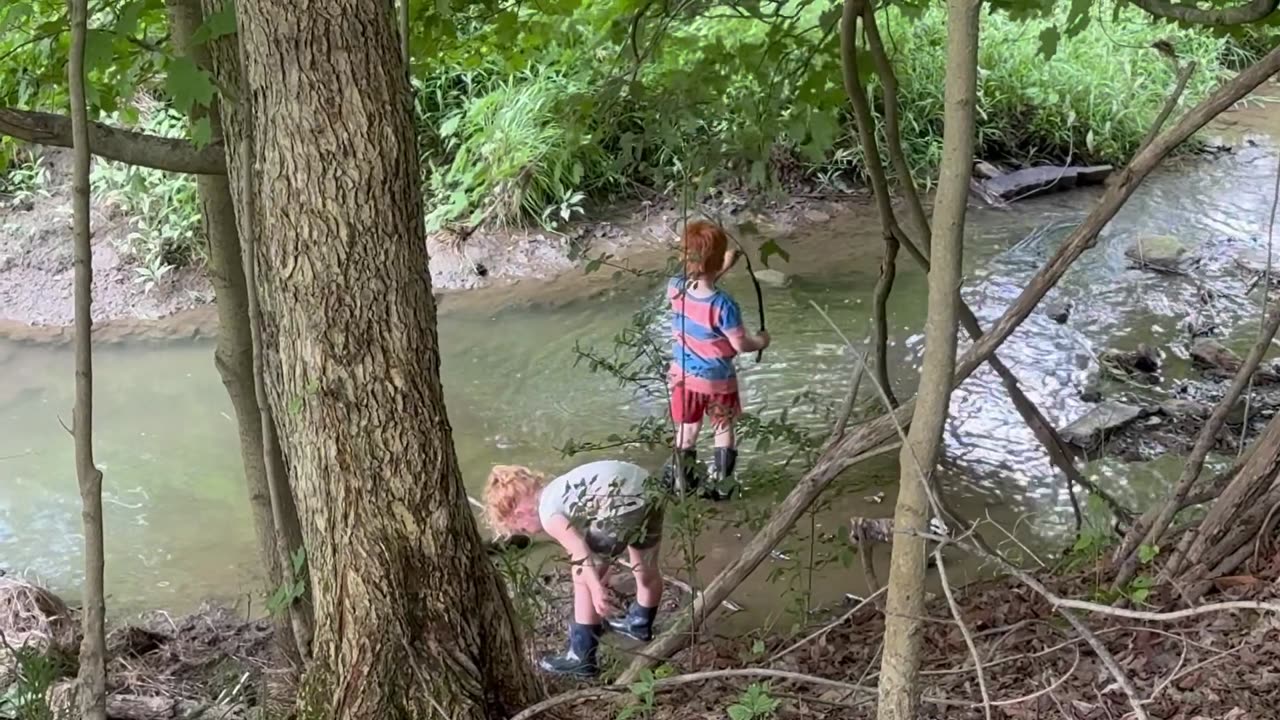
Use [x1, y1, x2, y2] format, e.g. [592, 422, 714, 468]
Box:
[667, 276, 746, 395]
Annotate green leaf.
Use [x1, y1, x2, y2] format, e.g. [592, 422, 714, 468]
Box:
[1138, 544, 1160, 564]
[84, 29, 115, 72]
[727, 707, 752, 720]
[439, 113, 462, 138]
[114, 1, 144, 38]
[750, 638, 766, 656]
[190, 116, 212, 148]
[0, 2, 32, 32]
[193, 1, 237, 45]
[758, 239, 789, 268]
[1037, 26, 1060, 61]
[291, 547, 307, 574]
[166, 56, 217, 113]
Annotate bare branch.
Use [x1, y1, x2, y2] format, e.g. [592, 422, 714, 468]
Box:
[0, 108, 226, 175]
[933, 542, 993, 720]
[768, 587, 887, 663]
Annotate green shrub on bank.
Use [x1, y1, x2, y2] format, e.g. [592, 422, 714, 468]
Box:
[91, 107, 204, 290]
[881, 5, 1229, 183]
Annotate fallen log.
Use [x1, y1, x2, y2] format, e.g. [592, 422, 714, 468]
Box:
[980, 165, 1113, 201]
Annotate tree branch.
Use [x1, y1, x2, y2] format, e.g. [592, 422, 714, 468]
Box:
[0, 108, 226, 175]
[1130, 0, 1278, 26]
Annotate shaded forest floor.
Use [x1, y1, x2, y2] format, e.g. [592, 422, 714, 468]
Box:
[3, 558, 1278, 719]
[530, 563, 1280, 720]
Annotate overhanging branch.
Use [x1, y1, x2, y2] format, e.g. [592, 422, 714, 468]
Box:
[1131, 0, 1278, 26]
[0, 108, 226, 175]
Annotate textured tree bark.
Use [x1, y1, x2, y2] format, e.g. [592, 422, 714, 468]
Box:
[68, 0, 106, 717]
[164, 0, 307, 663]
[236, 0, 540, 716]
[876, 0, 979, 716]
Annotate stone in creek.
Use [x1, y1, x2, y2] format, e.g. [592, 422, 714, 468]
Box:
[1125, 235, 1195, 273]
[1188, 338, 1280, 385]
[753, 268, 791, 288]
[1060, 400, 1150, 449]
[1100, 343, 1161, 375]
[802, 209, 831, 223]
[1159, 398, 1212, 419]
[973, 160, 1004, 179]
[1045, 301, 1073, 324]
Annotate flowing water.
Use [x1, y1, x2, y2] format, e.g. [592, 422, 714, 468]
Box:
[4, 100, 1280, 624]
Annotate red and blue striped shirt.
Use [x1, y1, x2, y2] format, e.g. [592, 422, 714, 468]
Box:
[667, 276, 746, 394]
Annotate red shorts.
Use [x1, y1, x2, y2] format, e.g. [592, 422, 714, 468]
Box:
[670, 386, 741, 426]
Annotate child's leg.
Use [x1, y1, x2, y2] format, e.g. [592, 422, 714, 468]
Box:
[629, 544, 663, 609]
[571, 561, 601, 625]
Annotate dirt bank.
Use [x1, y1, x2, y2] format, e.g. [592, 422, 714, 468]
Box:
[0, 146, 856, 341]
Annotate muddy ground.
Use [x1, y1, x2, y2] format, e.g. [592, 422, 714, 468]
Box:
[0, 147, 853, 342]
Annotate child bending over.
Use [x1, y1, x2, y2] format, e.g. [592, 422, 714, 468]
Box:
[484, 460, 664, 678]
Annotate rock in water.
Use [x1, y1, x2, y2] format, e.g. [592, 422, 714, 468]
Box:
[1126, 235, 1194, 272]
[1060, 400, 1148, 449]
[1046, 301, 1073, 324]
[1191, 338, 1242, 374]
[1100, 343, 1161, 378]
[753, 268, 791, 287]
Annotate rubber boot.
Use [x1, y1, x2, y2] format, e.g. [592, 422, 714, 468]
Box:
[606, 601, 658, 642]
[537, 623, 601, 678]
[701, 447, 739, 501]
[662, 449, 701, 494]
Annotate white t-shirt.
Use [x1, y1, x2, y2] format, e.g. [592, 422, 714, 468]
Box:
[538, 460, 650, 528]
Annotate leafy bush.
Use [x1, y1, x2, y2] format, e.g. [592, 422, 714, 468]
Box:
[90, 106, 203, 289]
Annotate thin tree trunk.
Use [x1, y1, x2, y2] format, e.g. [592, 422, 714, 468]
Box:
[236, 0, 540, 715]
[871, 231, 899, 407]
[163, 0, 307, 663]
[619, 45, 1280, 683]
[849, 0, 1111, 521]
[68, 0, 106, 716]
[1114, 301, 1280, 588]
[876, 0, 979, 716]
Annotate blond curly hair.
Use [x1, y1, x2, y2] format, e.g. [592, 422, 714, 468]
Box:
[483, 465, 546, 532]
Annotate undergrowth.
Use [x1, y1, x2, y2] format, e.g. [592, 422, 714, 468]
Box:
[90, 106, 203, 290]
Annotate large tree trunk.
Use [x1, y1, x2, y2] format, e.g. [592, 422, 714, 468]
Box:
[68, 0, 106, 716]
[164, 0, 309, 662]
[875, 0, 980, 716]
[235, 1, 540, 716]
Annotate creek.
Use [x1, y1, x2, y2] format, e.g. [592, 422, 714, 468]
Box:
[3, 104, 1280, 624]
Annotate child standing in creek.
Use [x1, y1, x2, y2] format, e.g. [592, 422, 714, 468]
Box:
[483, 460, 665, 678]
[665, 220, 771, 500]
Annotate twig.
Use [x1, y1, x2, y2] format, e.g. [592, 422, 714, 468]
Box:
[1137, 59, 1198, 156]
[914, 529, 1153, 719]
[933, 541, 993, 720]
[767, 587, 887, 663]
[921, 530, 1280, 622]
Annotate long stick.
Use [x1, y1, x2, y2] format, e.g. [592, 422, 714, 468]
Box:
[68, 0, 106, 717]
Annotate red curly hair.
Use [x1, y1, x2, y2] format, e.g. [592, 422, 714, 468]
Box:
[682, 220, 729, 277]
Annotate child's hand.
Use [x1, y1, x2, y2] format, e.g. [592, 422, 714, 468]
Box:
[757, 330, 771, 350]
[592, 586, 619, 617]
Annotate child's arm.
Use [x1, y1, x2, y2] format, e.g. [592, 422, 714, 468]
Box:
[717, 295, 770, 354]
[543, 513, 616, 614]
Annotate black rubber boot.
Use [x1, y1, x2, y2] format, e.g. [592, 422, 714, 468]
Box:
[701, 447, 739, 501]
[662, 449, 702, 494]
[606, 601, 658, 642]
[538, 623, 601, 678]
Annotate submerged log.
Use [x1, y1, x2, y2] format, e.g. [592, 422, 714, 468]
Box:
[980, 164, 1113, 201]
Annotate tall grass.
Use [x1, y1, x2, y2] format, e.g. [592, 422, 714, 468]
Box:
[881, 5, 1230, 184]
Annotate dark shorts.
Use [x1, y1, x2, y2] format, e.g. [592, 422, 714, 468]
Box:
[584, 504, 665, 561]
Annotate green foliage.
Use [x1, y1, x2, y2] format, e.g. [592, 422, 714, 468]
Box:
[0, 152, 49, 202]
[90, 105, 204, 288]
[727, 683, 781, 720]
[0, 643, 68, 720]
[616, 669, 659, 720]
[266, 547, 308, 615]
